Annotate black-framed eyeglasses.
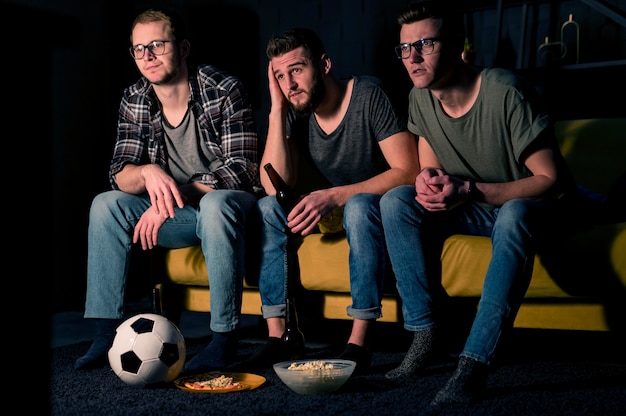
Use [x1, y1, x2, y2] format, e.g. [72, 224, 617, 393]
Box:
[129, 40, 171, 59]
[395, 38, 439, 59]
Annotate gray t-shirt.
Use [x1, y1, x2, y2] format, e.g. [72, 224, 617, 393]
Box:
[407, 68, 551, 184]
[286, 76, 406, 190]
[163, 108, 221, 185]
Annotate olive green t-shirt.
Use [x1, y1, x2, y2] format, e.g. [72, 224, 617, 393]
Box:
[407, 68, 551, 184]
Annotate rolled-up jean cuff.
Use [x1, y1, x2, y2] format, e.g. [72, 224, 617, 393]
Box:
[346, 305, 383, 320]
[403, 323, 436, 332]
[261, 304, 286, 319]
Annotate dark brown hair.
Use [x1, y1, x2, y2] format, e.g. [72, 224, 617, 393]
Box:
[266, 27, 326, 63]
[397, 1, 465, 53]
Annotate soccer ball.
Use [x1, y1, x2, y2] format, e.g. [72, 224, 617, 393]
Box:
[108, 313, 186, 387]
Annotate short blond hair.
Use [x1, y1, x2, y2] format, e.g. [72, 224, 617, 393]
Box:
[129, 9, 188, 44]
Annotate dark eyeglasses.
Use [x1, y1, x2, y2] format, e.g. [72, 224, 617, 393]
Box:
[129, 40, 171, 60]
[395, 38, 439, 59]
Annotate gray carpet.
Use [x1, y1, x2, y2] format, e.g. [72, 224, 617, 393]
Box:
[50, 329, 626, 415]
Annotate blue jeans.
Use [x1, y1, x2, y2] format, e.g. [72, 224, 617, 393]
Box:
[84, 189, 259, 333]
[381, 185, 572, 365]
[258, 193, 388, 320]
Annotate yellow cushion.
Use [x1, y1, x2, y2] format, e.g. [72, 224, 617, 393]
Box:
[441, 223, 626, 298]
[298, 234, 350, 292]
[557, 118, 626, 194]
[164, 247, 258, 288]
[166, 222, 626, 300]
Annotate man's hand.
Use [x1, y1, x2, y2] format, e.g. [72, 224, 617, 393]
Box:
[133, 206, 169, 250]
[142, 164, 185, 218]
[415, 168, 466, 212]
[268, 61, 289, 111]
[286, 189, 337, 236]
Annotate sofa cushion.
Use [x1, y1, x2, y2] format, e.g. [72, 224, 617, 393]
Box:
[166, 221, 625, 302]
[442, 223, 626, 298]
[163, 247, 259, 288]
[557, 118, 625, 195]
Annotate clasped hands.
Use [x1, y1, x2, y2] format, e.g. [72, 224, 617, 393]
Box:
[415, 167, 467, 212]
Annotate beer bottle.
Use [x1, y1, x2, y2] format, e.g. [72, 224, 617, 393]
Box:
[263, 163, 300, 213]
[282, 296, 305, 356]
[263, 163, 305, 355]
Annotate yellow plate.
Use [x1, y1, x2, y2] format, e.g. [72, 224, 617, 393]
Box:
[174, 371, 266, 393]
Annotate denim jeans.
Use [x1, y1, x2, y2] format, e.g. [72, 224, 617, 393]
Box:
[84, 189, 258, 333]
[258, 193, 388, 320]
[380, 185, 571, 365]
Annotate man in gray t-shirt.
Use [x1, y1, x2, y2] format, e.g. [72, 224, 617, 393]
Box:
[243, 28, 419, 374]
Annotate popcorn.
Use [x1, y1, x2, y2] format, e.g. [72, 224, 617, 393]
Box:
[287, 360, 335, 371]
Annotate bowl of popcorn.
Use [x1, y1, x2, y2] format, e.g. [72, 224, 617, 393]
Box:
[273, 359, 356, 394]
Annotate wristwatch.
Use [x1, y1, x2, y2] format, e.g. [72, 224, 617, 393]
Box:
[467, 179, 478, 200]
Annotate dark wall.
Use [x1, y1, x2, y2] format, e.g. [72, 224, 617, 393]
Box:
[6, 3, 82, 318]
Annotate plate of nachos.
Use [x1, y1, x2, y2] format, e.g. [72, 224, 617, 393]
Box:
[174, 371, 266, 393]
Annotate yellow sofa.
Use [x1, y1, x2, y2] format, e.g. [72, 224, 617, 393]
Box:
[157, 118, 626, 332]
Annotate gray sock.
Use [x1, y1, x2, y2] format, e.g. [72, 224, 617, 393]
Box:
[385, 327, 435, 380]
[430, 356, 488, 406]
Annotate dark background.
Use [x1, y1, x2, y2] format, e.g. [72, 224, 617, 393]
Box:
[6, 0, 624, 318]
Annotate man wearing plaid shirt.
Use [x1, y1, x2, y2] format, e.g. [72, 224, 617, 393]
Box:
[75, 8, 261, 373]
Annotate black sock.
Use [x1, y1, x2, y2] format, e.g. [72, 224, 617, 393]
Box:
[184, 331, 237, 372]
[74, 319, 120, 370]
[338, 343, 372, 373]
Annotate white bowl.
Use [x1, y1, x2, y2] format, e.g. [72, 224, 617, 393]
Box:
[273, 359, 356, 394]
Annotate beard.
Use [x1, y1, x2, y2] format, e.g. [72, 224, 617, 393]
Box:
[151, 51, 183, 86]
[292, 71, 326, 117]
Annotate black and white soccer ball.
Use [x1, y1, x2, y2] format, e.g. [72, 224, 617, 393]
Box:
[108, 313, 186, 387]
